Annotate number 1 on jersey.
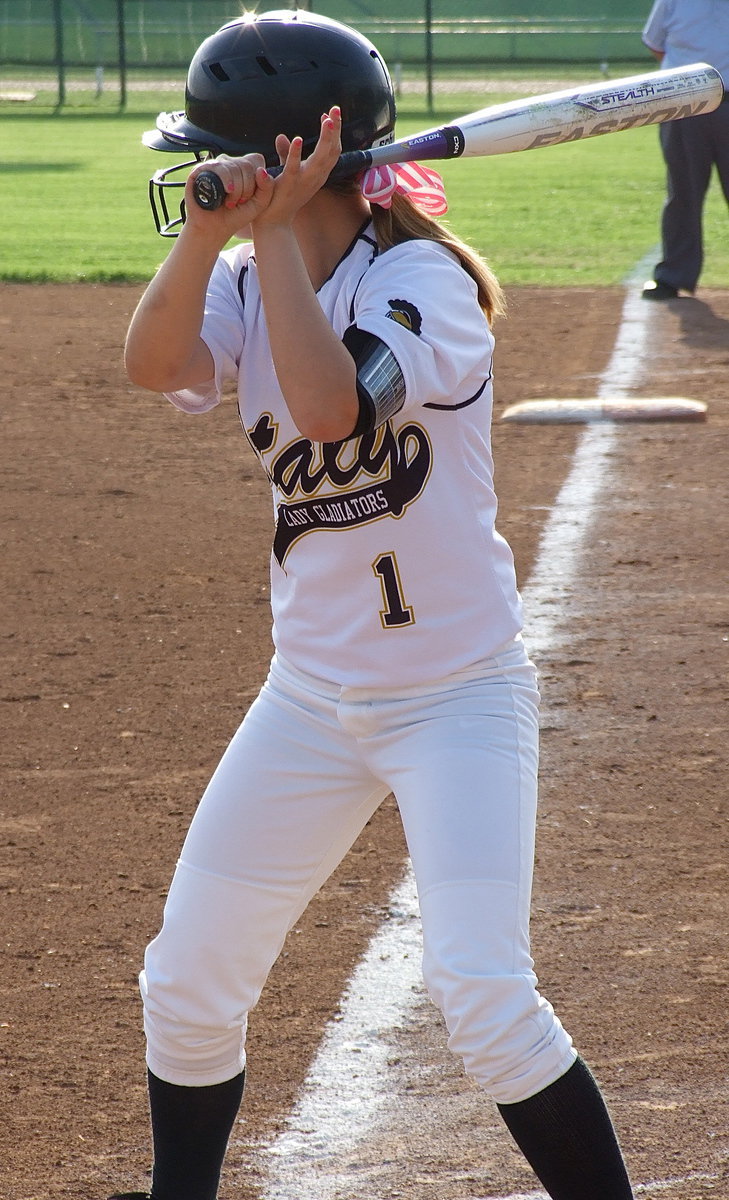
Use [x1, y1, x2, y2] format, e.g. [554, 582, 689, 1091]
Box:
[373, 552, 415, 628]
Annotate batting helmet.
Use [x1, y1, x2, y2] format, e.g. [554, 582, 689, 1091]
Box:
[143, 9, 396, 233]
[146, 9, 396, 161]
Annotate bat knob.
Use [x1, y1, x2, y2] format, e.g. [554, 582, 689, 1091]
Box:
[193, 170, 226, 211]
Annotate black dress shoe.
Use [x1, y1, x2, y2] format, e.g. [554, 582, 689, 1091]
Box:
[642, 280, 679, 300]
[107, 1192, 152, 1199]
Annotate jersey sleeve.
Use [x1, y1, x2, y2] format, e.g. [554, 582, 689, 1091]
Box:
[164, 244, 249, 414]
[348, 240, 494, 414]
[642, 0, 668, 53]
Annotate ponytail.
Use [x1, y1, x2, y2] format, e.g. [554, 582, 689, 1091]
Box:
[326, 177, 506, 325]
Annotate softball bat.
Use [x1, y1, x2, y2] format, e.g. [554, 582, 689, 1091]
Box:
[192, 62, 724, 210]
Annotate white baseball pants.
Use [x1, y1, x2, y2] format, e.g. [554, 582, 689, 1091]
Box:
[141, 638, 575, 1104]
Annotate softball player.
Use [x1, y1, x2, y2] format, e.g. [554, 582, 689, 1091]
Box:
[112, 12, 634, 1199]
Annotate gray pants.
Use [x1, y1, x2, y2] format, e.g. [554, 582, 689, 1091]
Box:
[654, 100, 729, 292]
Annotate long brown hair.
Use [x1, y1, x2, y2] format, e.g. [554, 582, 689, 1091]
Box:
[327, 177, 505, 323]
[370, 192, 505, 325]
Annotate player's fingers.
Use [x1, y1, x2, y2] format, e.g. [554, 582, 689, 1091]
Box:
[246, 165, 275, 207]
[305, 107, 342, 175]
[192, 153, 265, 209]
[275, 133, 291, 165]
[279, 135, 304, 177]
[320, 106, 342, 152]
[225, 157, 267, 208]
[323, 105, 342, 141]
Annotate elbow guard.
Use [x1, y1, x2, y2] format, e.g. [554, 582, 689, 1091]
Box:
[342, 325, 406, 438]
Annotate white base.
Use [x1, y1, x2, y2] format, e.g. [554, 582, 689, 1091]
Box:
[501, 397, 707, 424]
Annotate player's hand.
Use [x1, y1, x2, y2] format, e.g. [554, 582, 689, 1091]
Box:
[251, 107, 343, 230]
[183, 153, 273, 241]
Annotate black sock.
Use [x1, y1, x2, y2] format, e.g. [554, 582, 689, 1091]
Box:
[147, 1068, 246, 1200]
[497, 1057, 633, 1199]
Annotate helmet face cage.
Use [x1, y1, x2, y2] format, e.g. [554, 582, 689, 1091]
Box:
[144, 10, 396, 236]
[149, 154, 207, 238]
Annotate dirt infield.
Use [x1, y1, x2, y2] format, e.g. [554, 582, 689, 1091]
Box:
[1, 282, 727, 1200]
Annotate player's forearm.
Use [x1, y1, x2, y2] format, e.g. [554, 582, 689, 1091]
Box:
[253, 225, 359, 442]
[125, 225, 220, 393]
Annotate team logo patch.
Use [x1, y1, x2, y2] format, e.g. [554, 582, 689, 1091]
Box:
[386, 299, 422, 335]
[249, 413, 277, 453]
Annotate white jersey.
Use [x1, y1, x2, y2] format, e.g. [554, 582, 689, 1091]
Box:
[167, 222, 523, 686]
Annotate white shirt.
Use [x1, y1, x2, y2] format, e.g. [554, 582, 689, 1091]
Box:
[167, 223, 522, 687]
[642, 0, 729, 88]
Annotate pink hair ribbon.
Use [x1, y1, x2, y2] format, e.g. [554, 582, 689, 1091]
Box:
[359, 161, 448, 216]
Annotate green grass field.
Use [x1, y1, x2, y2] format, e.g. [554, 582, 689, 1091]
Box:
[1, 77, 727, 287]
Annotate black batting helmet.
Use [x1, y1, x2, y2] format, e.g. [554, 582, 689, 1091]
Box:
[144, 9, 396, 163]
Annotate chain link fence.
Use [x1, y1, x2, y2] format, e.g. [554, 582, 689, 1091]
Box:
[0, 0, 649, 107]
